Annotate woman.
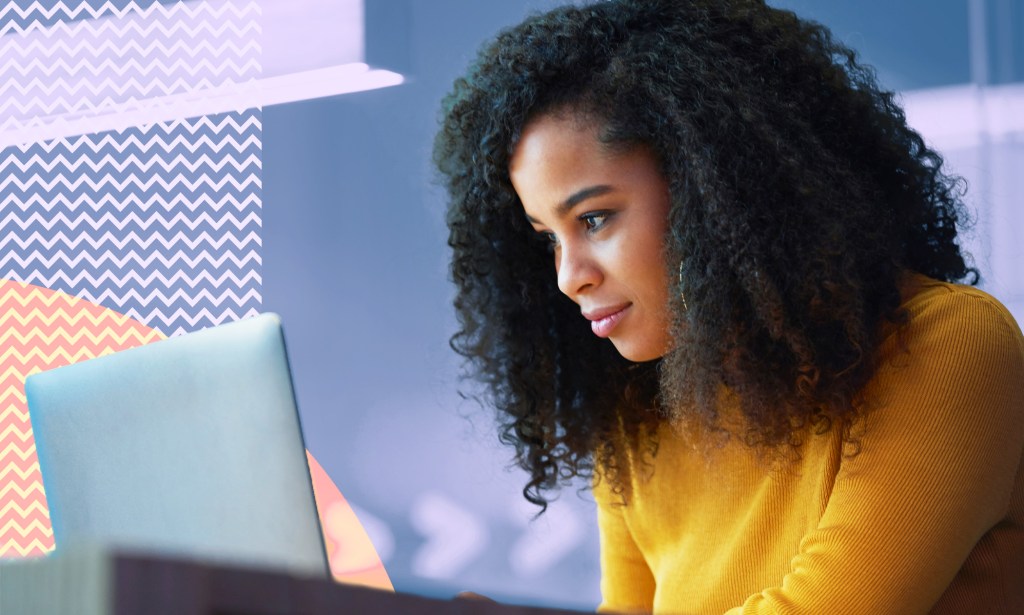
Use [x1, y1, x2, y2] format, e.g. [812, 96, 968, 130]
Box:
[433, 1, 1024, 613]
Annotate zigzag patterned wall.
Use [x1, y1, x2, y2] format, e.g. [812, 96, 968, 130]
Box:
[0, 0, 262, 559]
[1, 113, 263, 336]
[0, 281, 164, 556]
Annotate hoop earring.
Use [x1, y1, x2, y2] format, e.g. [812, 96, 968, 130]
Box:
[677, 262, 688, 312]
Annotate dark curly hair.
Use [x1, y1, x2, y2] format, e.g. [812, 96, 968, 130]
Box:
[433, 0, 976, 511]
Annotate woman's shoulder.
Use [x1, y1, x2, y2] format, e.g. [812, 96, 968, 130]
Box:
[893, 272, 1024, 350]
[868, 272, 1024, 423]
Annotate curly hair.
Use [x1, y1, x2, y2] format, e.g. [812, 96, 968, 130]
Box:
[433, 0, 976, 511]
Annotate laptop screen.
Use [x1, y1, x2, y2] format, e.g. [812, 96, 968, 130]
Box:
[25, 313, 329, 578]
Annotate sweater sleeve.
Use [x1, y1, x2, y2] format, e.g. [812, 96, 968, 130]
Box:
[594, 473, 657, 613]
[726, 289, 1024, 614]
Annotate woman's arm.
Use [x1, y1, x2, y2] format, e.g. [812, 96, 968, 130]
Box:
[594, 476, 657, 613]
[727, 288, 1024, 614]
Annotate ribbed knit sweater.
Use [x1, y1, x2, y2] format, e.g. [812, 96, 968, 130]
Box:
[594, 275, 1024, 614]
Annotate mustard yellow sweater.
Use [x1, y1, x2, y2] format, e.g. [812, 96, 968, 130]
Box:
[594, 275, 1024, 614]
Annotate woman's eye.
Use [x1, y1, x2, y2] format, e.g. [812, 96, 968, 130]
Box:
[581, 212, 610, 232]
[541, 231, 559, 251]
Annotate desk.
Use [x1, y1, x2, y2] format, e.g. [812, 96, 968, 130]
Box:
[0, 549, 587, 615]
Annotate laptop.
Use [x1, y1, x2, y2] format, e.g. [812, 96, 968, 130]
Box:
[24, 313, 330, 578]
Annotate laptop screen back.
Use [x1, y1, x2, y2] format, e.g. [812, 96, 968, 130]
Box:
[25, 313, 329, 578]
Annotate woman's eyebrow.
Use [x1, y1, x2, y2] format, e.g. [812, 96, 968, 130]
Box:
[562, 185, 613, 212]
[525, 184, 614, 224]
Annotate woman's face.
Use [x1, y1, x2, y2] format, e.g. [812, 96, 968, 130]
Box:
[509, 113, 673, 362]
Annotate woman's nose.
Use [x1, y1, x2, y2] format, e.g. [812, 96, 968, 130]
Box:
[556, 243, 602, 298]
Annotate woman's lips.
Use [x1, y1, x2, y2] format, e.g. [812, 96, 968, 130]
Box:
[585, 305, 630, 338]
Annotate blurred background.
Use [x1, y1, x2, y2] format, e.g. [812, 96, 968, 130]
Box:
[262, 0, 1024, 610]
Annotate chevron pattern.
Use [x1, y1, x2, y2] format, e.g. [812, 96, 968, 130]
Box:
[0, 280, 164, 558]
[0, 0, 263, 337]
[1, 112, 263, 336]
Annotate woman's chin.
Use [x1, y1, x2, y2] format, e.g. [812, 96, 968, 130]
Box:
[611, 339, 667, 363]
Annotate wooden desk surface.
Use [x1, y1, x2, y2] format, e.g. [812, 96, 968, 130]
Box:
[1, 549, 590, 615]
